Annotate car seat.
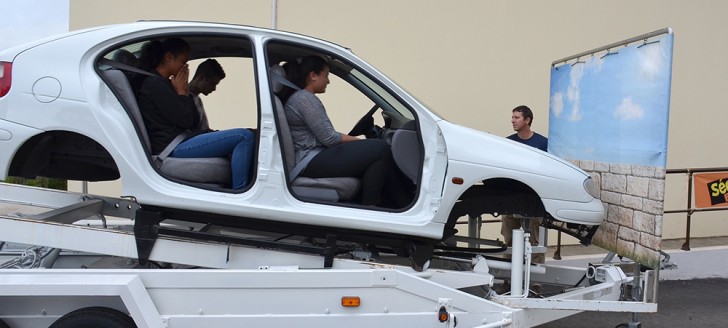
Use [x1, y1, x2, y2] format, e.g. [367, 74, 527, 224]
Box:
[101, 69, 232, 186]
[390, 120, 420, 184]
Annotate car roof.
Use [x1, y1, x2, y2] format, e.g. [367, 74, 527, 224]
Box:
[121, 20, 352, 58]
[3, 20, 353, 63]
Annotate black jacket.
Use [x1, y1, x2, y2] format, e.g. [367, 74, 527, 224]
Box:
[136, 72, 200, 154]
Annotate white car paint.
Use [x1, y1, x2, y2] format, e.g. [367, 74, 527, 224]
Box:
[0, 21, 603, 241]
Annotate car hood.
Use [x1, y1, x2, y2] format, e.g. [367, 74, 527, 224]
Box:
[437, 120, 593, 202]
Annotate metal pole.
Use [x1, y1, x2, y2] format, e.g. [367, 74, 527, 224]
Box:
[553, 231, 562, 260]
[627, 264, 643, 328]
[467, 215, 481, 248]
[510, 228, 524, 297]
[271, 0, 278, 30]
[681, 170, 693, 251]
[551, 28, 672, 66]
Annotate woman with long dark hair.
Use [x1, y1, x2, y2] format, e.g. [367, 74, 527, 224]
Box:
[135, 38, 255, 190]
[284, 56, 409, 207]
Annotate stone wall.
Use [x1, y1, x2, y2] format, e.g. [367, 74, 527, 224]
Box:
[571, 160, 665, 269]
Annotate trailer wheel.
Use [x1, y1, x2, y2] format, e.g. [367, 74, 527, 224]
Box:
[50, 307, 136, 328]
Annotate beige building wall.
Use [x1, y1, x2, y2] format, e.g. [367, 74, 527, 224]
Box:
[69, 0, 728, 244]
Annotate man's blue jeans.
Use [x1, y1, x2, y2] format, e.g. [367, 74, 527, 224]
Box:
[171, 128, 255, 189]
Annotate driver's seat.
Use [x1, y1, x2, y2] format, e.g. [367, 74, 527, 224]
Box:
[270, 66, 360, 202]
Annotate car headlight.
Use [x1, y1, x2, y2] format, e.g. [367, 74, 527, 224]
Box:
[584, 177, 600, 199]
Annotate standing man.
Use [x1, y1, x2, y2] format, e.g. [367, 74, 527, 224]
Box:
[498, 105, 548, 294]
[189, 58, 226, 132]
[508, 105, 548, 150]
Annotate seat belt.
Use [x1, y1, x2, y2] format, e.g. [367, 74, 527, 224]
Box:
[100, 58, 191, 163]
[99, 58, 156, 77]
[155, 131, 191, 166]
[289, 147, 324, 182]
[269, 67, 301, 91]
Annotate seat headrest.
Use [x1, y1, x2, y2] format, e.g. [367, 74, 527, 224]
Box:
[270, 65, 286, 93]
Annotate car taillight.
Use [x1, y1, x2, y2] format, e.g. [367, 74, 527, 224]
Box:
[0, 62, 11, 97]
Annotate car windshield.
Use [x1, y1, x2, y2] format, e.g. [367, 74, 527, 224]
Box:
[343, 62, 445, 122]
[347, 68, 414, 120]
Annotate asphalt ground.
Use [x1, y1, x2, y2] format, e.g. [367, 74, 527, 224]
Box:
[535, 237, 728, 327]
[537, 278, 728, 328]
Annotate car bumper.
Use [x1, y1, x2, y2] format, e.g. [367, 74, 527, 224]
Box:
[543, 197, 605, 226]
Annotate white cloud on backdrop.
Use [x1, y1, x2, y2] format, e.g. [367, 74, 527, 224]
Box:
[551, 91, 563, 118]
[566, 61, 584, 122]
[639, 41, 667, 82]
[613, 96, 644, 121]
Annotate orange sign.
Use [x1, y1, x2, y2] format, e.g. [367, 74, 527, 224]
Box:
[694, 172, 728, 208]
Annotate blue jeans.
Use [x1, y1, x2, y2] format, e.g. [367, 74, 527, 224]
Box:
[171, 128, 255, 189]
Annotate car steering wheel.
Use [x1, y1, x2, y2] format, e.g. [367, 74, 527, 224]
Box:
[348, 104, 380, 137]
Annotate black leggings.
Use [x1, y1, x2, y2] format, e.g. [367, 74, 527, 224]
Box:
[302, 139, 410, 207]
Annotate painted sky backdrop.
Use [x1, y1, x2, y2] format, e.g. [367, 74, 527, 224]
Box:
[0, 0, 69, 51]
[548, 33, 674, 167]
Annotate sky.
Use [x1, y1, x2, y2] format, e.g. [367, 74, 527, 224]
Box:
[0, 0, 69, 51]
[548, 33, 674, 167]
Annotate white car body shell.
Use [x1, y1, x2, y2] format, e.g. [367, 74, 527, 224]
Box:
[0, 21, 603, 241]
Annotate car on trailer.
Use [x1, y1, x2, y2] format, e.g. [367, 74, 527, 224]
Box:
[0, 21, 603, 267]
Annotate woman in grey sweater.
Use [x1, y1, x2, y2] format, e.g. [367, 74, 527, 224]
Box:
[284, 56, 409, 207]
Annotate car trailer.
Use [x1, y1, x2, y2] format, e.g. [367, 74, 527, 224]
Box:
[0, 182, 657, 328]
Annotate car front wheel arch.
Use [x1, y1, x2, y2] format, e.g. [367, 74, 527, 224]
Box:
[444, 178, 546, 233]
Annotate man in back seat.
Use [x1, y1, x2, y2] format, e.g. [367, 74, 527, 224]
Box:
[189, 58, 225, 132]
